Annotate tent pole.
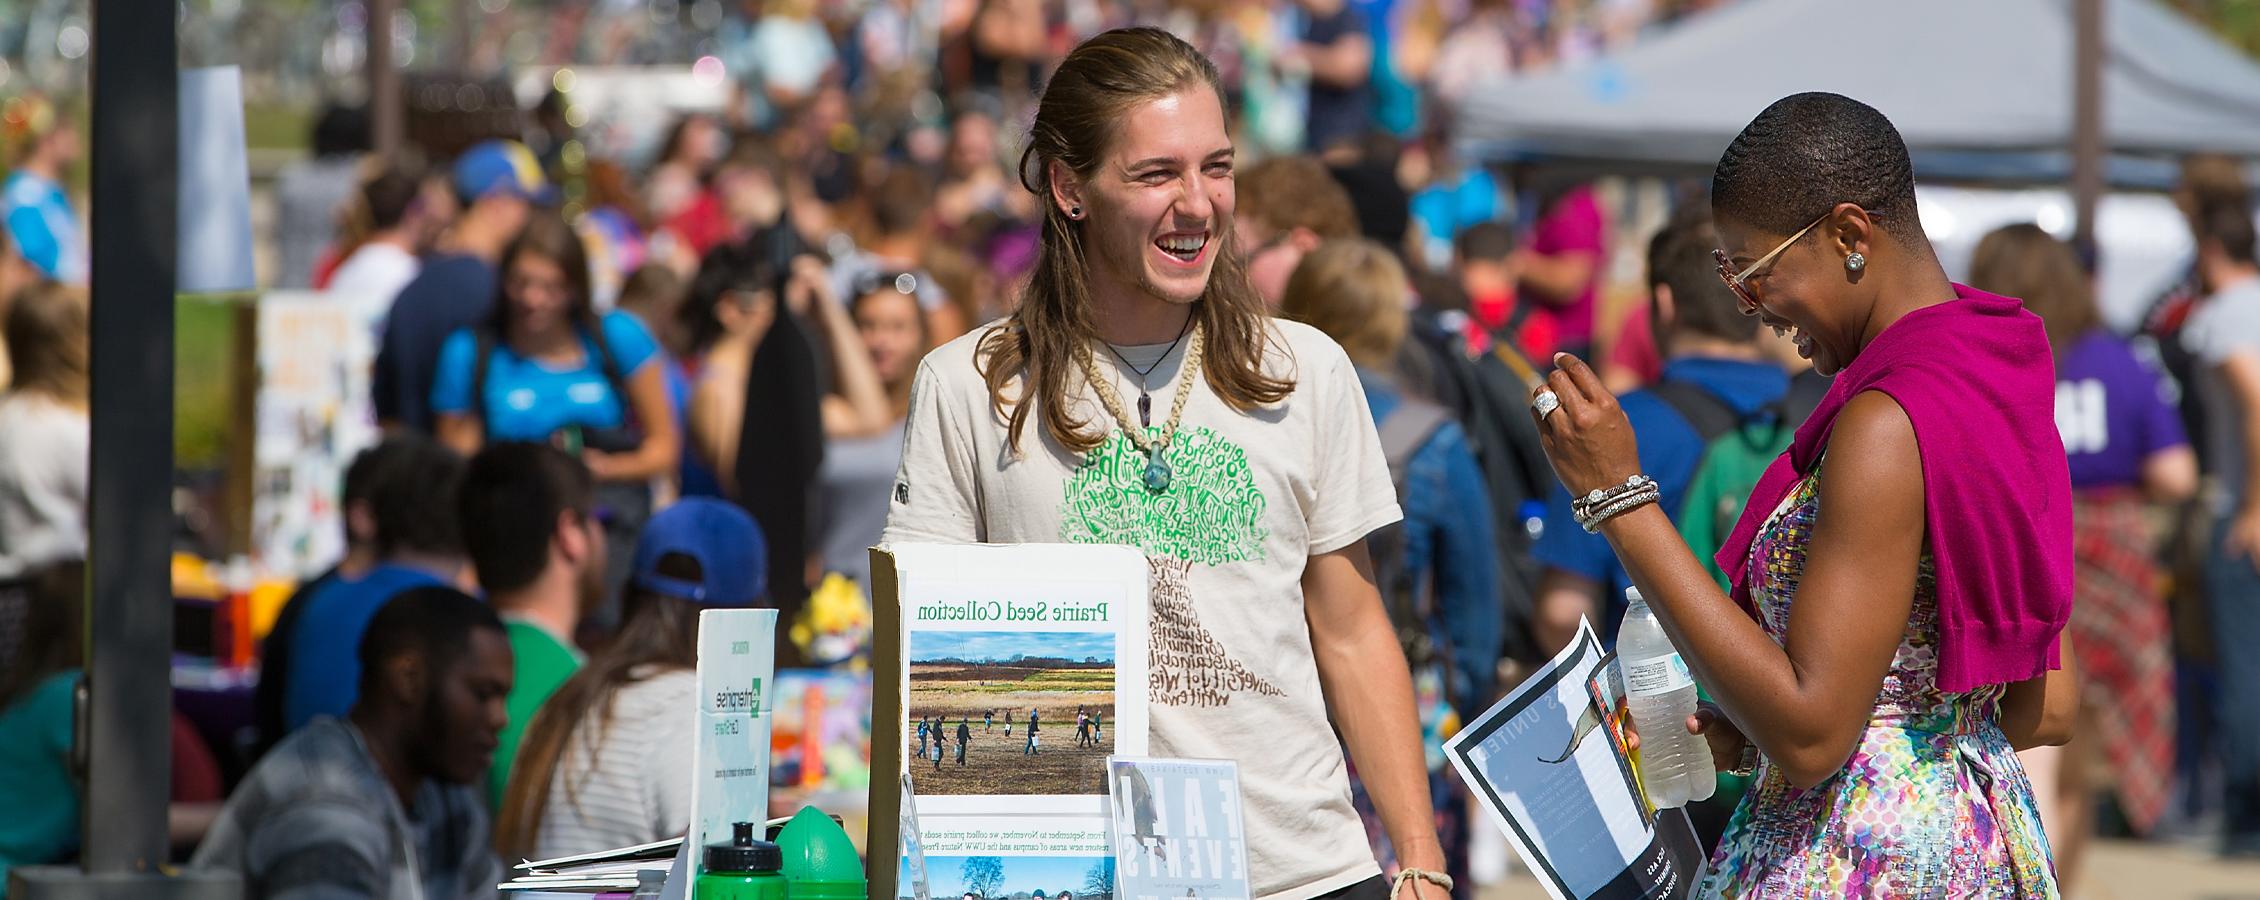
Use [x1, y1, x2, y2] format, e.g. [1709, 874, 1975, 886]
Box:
[2072, 0, 2105, 258]
[11, 5, 242, 897]
[370, 0, 402, 157]
[79, 0, 178, 873]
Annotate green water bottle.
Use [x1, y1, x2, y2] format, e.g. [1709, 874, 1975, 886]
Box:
[776, 806, 866, 899]
[695, 822, 788, 900]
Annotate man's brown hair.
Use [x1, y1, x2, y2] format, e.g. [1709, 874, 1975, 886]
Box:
[1236, 155, 1358, 241]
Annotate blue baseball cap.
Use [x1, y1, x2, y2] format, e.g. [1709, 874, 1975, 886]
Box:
[631, 497, 768, 606]
[452, 139, 555, 204]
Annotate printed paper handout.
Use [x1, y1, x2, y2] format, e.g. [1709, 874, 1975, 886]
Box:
[870, 543, 1151, 900]
[1445, 619, 1704, 900]
[1107, 757, 1250, 900]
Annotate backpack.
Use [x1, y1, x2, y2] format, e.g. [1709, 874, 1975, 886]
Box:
[1367, 394, 1458, 709]
[1647, 377, 1823, 588]
[1401, 312, 1548, 670]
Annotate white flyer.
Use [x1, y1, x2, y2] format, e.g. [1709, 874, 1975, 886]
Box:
[684, 608, 778, 883]
[1444, 618, 1704, 900]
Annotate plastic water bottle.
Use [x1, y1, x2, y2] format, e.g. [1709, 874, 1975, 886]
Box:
[1618, 588, 1715, 808]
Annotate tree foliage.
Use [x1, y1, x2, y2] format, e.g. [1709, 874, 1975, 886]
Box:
[1081, 857, 1116, 896]
[961, 856, 1005, 899]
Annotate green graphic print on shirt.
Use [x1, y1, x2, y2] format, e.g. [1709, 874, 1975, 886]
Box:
[1061, 426, 1283, 707]
[1059, 426, 1268, 563]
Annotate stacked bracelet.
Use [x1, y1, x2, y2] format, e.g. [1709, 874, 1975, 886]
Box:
[1571, 475, 1656, 523]
[1576, 483, 1660, 533]
[1730, 744, 1760, 777]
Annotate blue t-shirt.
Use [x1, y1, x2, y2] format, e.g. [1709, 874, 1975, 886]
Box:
[0, 672, 81, 882]
[373, 254, 497, 432]
[1412, 170, 1501, 245]
[280, 564, 447, 731]
[1533, 357, 1790, 644]
[429, 310, 660, 441]
[2055, 329, 2188, 490]
[2, 172, 81, 283]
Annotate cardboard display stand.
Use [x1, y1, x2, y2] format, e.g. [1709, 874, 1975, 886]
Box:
[868, 543, 1151, 900]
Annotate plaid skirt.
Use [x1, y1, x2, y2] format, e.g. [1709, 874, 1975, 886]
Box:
[2068, 489, 2176, 834]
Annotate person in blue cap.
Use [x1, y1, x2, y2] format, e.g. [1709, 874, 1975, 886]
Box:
[490, 496, 769, 861]
[375, 139, 552, 433]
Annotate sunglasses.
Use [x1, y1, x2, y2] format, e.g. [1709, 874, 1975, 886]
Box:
[1713, 208, 1882, 314]
[855, 270, 920, 297]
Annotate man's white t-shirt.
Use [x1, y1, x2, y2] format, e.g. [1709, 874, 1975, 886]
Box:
[327, 241, 422, 327]
[883, 318, 1401, 899]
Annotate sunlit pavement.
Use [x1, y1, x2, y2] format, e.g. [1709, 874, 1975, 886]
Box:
[1474, 839, 2260, 899]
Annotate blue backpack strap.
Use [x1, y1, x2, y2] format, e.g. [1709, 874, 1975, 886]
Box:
[471, 326, 498, 429]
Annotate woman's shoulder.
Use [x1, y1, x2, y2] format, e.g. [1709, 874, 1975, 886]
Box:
[2058, 328, 2164, 383]
[612, 668, 698, 719]
[596, 309, 658, 346]
[435, 325, 480, 363]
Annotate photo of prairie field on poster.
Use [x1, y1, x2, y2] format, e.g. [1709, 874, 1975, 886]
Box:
[908, 630, 1116, 796]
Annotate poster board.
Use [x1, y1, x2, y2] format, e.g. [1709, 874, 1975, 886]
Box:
[251, 292, 380, 577]
[869, 543, 1151, 900]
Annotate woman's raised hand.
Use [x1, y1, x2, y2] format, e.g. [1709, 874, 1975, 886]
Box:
[1528, 353, 1643, 497]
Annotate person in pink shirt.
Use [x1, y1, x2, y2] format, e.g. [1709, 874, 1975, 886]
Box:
[1513, 180, 1609, 356]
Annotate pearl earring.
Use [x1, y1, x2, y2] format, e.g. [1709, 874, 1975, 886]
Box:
[1845, 251, 1867, 273]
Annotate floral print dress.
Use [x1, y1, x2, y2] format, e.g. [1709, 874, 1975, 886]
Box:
[1697, 467, 2059, 898]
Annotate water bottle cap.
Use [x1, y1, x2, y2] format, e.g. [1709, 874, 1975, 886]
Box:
[704, 822, 782, 873]
[1624, 586, 1647, 610]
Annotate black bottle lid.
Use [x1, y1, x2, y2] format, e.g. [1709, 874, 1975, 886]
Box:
[704, 822, 782, 874]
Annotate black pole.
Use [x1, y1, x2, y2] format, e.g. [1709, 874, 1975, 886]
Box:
[13, 0, 239, 872]
[82, 0, 178, 874]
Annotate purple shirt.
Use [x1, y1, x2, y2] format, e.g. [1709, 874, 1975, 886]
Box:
[2055, 330, 2187, 490]
[1527, 184, 1606, 346]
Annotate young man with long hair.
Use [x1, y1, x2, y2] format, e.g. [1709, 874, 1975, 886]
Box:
[884, 27, 1449, 900]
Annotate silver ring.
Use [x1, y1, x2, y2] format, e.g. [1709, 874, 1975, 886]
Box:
[1532, 389, 1561, 418]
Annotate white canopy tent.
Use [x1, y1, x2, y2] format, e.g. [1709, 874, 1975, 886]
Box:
[1457, 0, 2260, 183]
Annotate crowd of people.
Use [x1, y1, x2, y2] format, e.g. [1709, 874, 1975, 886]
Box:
[0, 0, 2255, 895]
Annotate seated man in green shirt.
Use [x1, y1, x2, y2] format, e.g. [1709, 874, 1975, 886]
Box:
[457, 441, 604, 809]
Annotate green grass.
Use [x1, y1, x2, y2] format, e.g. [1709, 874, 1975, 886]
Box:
[1024, 671, 1115, 686]
[243, 103, 313, 152]
[174, 296, 238, 469]
[919, 669, 1117, 694]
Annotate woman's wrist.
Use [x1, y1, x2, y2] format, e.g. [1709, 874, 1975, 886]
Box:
[1595, 501, 1671, 542]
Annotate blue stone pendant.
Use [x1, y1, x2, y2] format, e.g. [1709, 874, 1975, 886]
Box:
[1142, 453, 1172, 493]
